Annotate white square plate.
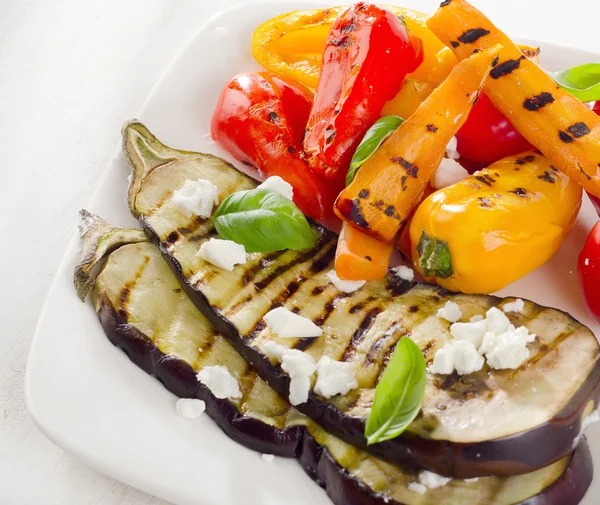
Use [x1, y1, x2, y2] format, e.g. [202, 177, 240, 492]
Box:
[26, 1, 600, 504]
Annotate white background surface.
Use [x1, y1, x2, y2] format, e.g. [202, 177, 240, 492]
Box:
[2, 0, 600, 504]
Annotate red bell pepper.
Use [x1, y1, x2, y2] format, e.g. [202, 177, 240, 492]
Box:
[303, 2, 423, 181]
[455, 92, 534, 165]
[578, 220, 600, 321]
[211, 72, 334, 220]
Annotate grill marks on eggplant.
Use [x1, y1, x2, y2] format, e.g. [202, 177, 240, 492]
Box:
[85, 236, 594, 505]
[125, 123, 600, 477]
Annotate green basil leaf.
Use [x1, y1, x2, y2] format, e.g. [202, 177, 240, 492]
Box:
[213, 188, 316, 253]
[346, 115, 404, 186]
[416, 230, 454, 280]
[365, 337, 426, 445]
[550, 62, 600, 102]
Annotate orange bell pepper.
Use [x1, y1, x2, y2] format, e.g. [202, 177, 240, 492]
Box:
[334, 45, 501, 243]
[427, 0, 600, 197]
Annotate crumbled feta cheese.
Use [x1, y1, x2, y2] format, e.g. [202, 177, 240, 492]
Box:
[172, 179, 219, 218]
[326, 270, 365, 293]
[470, 315, 484, 323]
[392, 265, 415, 282]
[176, 398, 206, 419]
[197, 366, 242, 400]
[264, 307, 323, 338]
[314, 356, 358, 398]
[266, 346, 317, 406]
[438, 301, 462, 323]
[464, 478, 479, 484]
[434, 158, 469, 189]
[480, 323, 536, 370]
[196, 238, 246, 271]
[261, 454, 275, 463]
[445, 136, 460, 160]
[257, 176, 294, 200]
[429, 340, 484, 375]
[450, 319, 488, 348]
[503, 298, 525, 313]
[419, 470, 452, 489]
[408, 482, 427, 495]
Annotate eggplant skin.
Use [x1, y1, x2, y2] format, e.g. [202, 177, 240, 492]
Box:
[96, 294, 304, 457]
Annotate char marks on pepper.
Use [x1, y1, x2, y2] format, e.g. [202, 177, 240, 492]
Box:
[457, 28, 491, 44]
[392, 157, 419, 177]
[523, 92, 555, 112]
[515, 155, 536, 165]
[559, 131, 574, 143]
[568, 122, 591, 138]
[490, 56, 524, 79]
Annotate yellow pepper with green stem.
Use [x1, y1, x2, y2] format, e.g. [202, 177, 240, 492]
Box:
[409, 153, 582, 294]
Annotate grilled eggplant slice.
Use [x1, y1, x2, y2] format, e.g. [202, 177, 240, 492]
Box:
[76, 214, 593, 505]
[122, 120, 600, 478]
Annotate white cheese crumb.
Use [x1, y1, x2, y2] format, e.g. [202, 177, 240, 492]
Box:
[503, 298, 525, 313]
[261, 454, 275, 463]
[264, 307, 323, 338]
[172, 179, 219, 218]
[257, 176, 294, 200]
[434, 157, 469, 189]
[464, 478, 479, 483]
[326, 270, 365, 293]
[196, 238, 246, 271]
[419, 470, 452, 489]
[263, 341, 285, 360]
[445, 136, 460, 160]
[450, 319, 488, 348]
[197, 366, 242, 400]
[408, 482, 427, 495]
[429, 340, 484, 375]
[438, 301, 462, 323]
[176, 398, 206, 419]
[392, 265, 415, 282]
[314, 356, 358, 398]
[470, 315, 484, 322]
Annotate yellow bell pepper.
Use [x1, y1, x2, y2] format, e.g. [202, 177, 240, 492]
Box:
[409, 153, 582, 294]
[252, 5, 457, 91]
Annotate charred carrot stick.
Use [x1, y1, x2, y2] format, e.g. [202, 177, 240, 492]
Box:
[334, 45, 501, 243]
[335, 222, 394, 281]
[427, 0, 600, 197]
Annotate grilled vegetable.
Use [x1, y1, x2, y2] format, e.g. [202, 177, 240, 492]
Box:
[211, 71, 334, 220]
[410, 153, 583, 294]
[427, 0, 600, 198]
[74, 212, 593, 505]
[579, 220, 600, 321]
[123, 120, 600, 478]
[335, 45, 501, 243]
[251, 5, 455, 91]
[302, 3, 423, 181]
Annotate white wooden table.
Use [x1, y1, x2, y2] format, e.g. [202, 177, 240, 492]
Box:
[1, 0, 599, 503]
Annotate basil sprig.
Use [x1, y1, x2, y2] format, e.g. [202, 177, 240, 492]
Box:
[365, 337, 426, 445]
[416, 230, 454, 280]
[347, 115, 404, 185]
[550, 62, 600, 102]
[212, 188, 316, 253]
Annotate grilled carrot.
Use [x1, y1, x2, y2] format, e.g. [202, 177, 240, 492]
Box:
[427, 0, 600, 197]
[334, 45, 501, 243]
[335, 223, 393, 281]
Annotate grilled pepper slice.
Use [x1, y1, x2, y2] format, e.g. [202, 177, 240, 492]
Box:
[335, 45, 500, 243]
[428, 0, 600, 197]
[211, 71, 334, 220]
[410, 153, 582, 294]
[303, 3, 424, 181]
[252, 5, 453, 91]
